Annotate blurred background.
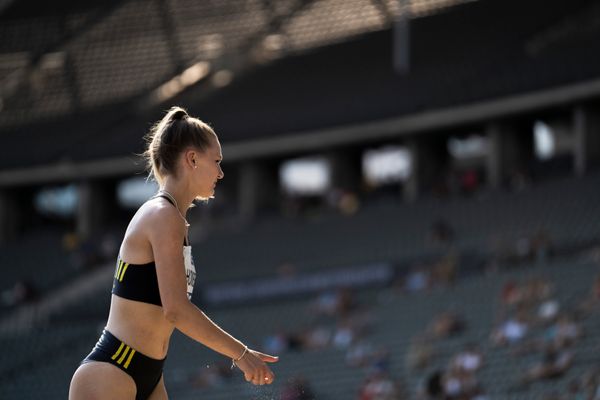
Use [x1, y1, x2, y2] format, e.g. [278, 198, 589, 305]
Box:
[1, 0, 600, 398]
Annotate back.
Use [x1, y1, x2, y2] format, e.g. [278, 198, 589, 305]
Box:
[105, 198, 184, 359]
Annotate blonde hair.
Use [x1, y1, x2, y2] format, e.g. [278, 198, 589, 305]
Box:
[143, 106, 217, 187]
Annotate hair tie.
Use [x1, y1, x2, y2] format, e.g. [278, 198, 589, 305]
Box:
[170, 108, 188, 121]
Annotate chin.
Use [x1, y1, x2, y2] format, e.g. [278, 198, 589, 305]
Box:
[194, 190, 215, 202]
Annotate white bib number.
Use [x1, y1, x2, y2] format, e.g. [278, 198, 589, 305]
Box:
[183, 246, 196, 300]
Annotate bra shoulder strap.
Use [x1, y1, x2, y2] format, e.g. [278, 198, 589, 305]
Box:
[154, 194, 175, 207]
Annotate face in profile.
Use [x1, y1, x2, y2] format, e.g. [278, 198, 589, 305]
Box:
[191, 139, 224, 199]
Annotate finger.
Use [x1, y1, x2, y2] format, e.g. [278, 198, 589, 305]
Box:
[244, 372, 253, 382]
[251, 368, 262, 386]
[265, 372, 275, 385]
[254, 351, 279, 363]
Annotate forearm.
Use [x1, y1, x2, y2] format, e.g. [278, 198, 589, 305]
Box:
[168, 301, 246, 359]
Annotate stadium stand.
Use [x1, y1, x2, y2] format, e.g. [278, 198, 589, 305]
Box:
[3, 166, 599, 314]
[1, 252, 599, 399]
[0, 227, 72, 313]
[2, 166, 600, 398]
[194, 170, 600, 283]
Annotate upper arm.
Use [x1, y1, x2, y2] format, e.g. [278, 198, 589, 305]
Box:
[145, 205, 189, 313]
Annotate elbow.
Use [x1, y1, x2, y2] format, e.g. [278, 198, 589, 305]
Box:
[163, 308, 179, 324]
[162, 302, 185, 324]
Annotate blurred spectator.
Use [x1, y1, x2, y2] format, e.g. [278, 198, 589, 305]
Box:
[1, 278, 39, 307]
[519, 345, 574, 385]
[303, 324, 331, 350]
[501, 280, 521, 306]
[511, 313, 580, 358]
[345, 341, 391, 372]
[443, 365, 481, 400]
[358, 371, 402, 400]
[332, 320, 356, 349]
[548, 315, 581, 349]
[500, 277, 553, 310]
[326, 188, 361, 216]
[421, 369, 444, 400]
[406, 335, 435, 371]
[339, 191, 361, 216]
[432, 251, 459, 287]
[189, 360, 233, 388]
[262, 330, 289, 355]
[577, 274, 600, 317]
[451, 343, 484, 373]
[287, 331, 305, 352]
[530, 229, 553, 264]
[537, 299, 560, 323]
[419, 368, 488, 400]
[62, 231, 79, 252]
[428, 311, 466, 339]
[580, 367, 600, 399]
[563, 378, 586, 400]
[405, 266, 431, 293]
[521, 277, 553, 306]
[429, 218, 455, 246]
[346, 340, 375, 368]
[459, 169, 480, 194]
[313, 290, 339, 316]
[369, 347, 392, 375]
[281, 376, 315, 400]
[491, 311, 529, 346]
[312, 288, 357, 318]
[511, 232, 554, 264]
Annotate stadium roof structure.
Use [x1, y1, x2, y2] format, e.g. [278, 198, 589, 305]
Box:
[1, 0, 600, 182]
[0, 0, 473, 126]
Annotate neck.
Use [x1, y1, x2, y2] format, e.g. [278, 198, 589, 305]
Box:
[159, 178, 195, 217]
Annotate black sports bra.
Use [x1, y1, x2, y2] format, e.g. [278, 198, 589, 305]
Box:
[111, 194, 196, 306]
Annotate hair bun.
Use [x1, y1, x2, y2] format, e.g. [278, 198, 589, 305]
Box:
[168, 107, 188, 121]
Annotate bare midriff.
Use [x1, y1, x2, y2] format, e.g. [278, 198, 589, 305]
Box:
[105, 295, 175, 360]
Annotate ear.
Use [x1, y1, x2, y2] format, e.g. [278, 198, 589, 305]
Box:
[184, 149, 197, 169]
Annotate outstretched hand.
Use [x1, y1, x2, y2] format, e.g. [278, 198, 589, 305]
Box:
[235, 349, 279, 385]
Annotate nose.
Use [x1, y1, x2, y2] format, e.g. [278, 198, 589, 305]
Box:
[218, 166, 224, 180]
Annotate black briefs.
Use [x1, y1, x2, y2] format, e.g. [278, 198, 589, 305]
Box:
[81, 329, 166, 400]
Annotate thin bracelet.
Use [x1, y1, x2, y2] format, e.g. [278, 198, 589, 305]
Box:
[231, 345, 248, 369]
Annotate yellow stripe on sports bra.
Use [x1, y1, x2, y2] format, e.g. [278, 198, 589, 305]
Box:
[111, 342, 125, 360]
[117, 346, 130, 365]
[119, 263, 129, 282]
[115, 260, 123, 279]
[123, 349, 136, 369]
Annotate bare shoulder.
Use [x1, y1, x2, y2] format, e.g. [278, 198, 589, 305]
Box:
[140, 198, 186, 245]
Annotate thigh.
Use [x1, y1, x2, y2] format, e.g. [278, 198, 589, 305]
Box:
[69, 361, 136, 400]
[147, 375, 168, 400]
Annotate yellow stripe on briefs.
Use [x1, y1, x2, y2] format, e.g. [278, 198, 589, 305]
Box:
[119, 263, 129, 282]
[111, 342, 125, 360]
[123, 349, 136, 369]
[117, 346, 130, 364]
